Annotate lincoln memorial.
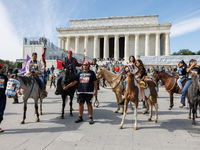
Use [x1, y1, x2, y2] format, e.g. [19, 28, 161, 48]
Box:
[57, 15, 172, 61]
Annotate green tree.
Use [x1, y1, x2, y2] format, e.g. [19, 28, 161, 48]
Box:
[172, 49, 196, 55]
[196, 50, 200, 55]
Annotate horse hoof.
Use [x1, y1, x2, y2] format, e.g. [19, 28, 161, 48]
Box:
[188, 115, 191, 119]
[115, 111, 118, 113]
[192, 122, 196, 125]
[168, 107, 172, 110]
[134, 126, 138, 130]
[20, 121, 25, 124]
[121, 112, 124, 115]
[119, 126, 123, 129]
[70, 113, 73, 117]
[142, 111, 148, 114]
[40, 112, 43, 115]
[154, 119, 157, 123]
[148, 118, 151, 121]
[60, 116, 64, 119]
[36, 118, 40, 122]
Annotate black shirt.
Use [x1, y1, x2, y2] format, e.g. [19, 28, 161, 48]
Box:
[187, 67, 200, 80]
[75, 70, 97, 94]
[0, 73, 8, 98]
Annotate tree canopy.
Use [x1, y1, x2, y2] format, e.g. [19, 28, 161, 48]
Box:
[172, 49, 200, 55]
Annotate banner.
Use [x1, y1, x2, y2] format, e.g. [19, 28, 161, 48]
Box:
[20, 55, 31, 72]
[57, 59, 64, 70]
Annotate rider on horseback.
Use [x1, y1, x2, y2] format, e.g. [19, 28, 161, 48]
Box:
[55, 50, 82, 95]
[177, 60, 187, 93]
[25, 52, 47, 97]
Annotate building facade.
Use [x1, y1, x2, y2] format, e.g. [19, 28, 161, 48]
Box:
[57, 15, 172, 61]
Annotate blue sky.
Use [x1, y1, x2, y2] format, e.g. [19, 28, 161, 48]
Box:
[0, 0, 200, 61]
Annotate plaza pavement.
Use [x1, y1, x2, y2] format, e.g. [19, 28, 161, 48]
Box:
[0, 87, 200, 150]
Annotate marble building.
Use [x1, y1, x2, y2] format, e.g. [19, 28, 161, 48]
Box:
[57, 15, 172, 61]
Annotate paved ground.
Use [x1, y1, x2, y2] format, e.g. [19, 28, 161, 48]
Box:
[0, 87, 200, 150]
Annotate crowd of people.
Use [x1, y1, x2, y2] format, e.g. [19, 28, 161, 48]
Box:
[0, 50, 200, 132]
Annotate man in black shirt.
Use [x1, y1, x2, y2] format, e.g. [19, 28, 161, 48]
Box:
[0, 63, 8, 132]
[63, 61, 98, 124]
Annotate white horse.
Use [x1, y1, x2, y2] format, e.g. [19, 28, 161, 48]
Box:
[11, 74, 46, 124]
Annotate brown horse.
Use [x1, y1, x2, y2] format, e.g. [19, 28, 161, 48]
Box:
[153, 71, 185, 110]
[96, 67, 124, 114]
[119, 65, 158, 130]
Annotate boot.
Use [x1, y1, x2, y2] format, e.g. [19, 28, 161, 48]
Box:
[118, 98, 125, 105]
[12, 98, 19, 104]
[143, 100, 146, 108]
[55, 85, 61, 95]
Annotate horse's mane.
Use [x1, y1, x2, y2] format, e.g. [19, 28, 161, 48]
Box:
[18, 75, 42, 89]
[102, 68, 119, 77]
[159, 71, 173, 78]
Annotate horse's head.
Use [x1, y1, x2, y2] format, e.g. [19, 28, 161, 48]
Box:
[96, 67, 103, 79]
[124, 65, 135, 76]
[61, 64, 74, 86]
[195, 74, 200, 91]
[153, 71, 160, 83]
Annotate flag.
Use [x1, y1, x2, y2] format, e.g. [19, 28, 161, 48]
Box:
[57, 59, 64, 70]
[19, 55, 31, 73]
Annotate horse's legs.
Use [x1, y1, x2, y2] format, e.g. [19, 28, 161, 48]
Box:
[119, 100, 128, 129]
[195, 102, 198, 118]
[134, 101, 138, 130]
[142, 99, 149, 114]
[192, 103, 196, 125]
[69, 96, 73, 116]
[154, 102, 158, 123]
[21, 100, 27, 124]
[39, 98, 43, 115]
[35, 98, 40, 122]
[188, 103, 192, 119]
[168, 92, 174, 110]
[61, 94, 66, 119]
[147, 99, 152, 121]
[115, 92, 123, 114]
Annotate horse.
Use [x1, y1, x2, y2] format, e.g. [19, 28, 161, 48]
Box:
[11, 74, 45, 124]
[153, 71, 186, 110]
[187, 75, 200, 125]
[60, 64, 76, 119]
[119, 65, 158, 130]
[96, 67, 124, 114]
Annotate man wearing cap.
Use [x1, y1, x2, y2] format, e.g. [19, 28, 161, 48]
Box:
[55, 50, 82, 95]
[0, 63, 8, 132]
[63, 61, 98, 124]
[26, 52, 47, 97]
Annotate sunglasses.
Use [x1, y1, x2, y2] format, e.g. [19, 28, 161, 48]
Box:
[83, 64, 88, 66]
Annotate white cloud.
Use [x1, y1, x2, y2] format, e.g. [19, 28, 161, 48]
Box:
[0, 1, 22, 61]
[171, 16, 200, 37]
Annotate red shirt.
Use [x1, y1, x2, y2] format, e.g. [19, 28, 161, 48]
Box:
[67, 56, 82, 67]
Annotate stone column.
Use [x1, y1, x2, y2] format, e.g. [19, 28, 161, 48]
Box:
[66, 36, 70, 50]
[145, 33, 150, 56]
[103, 35, 109, 60]
[124, 34, 129, 62]
[155, 33, 160, 56]
[58, 38, 62, 49]
[165, 33, 170, 56]
[62, 38, 65, 50]
[114, 35, 119, 61]
[84, 36, 89, 56]
[75, 36, 79, 54]
[135, 34, 140, 59]
[93, 35, 99, 58]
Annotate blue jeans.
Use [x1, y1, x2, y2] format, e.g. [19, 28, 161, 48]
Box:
[38, 76, 46, 88]
[103, 78, 106, 87]
[50, 81, 56, 88]
[123, 81, 127, 89]
[181, 79, 192, 104]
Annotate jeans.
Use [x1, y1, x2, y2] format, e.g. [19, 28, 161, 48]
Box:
[38, 76, 46, 88]
[0, 97, 6, 122]
[123, 80, 127, 89]
[103, 78, 107, 87]
[177, 77, 185, 89]
[50, 81, 56, 88]
[181, 79, 192, 104]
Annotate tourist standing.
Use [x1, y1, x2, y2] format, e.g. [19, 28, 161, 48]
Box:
[63, 61, 98, 124]
[51, 65, 55, 74]
[50, 73, 56, 88]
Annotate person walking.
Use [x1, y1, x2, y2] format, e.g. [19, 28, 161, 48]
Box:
[50, 73, 56, 88]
